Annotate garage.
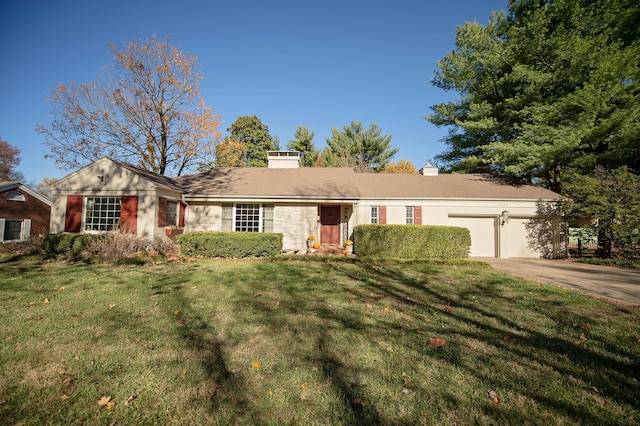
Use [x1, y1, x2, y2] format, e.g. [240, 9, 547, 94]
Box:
[448, 216, 497, 257]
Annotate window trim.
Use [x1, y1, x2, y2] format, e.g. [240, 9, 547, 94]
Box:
[0, 218, 31, 242]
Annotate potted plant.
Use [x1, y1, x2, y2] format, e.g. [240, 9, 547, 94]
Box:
[344, 240, 353, 254]
[165, 225, 183, 237]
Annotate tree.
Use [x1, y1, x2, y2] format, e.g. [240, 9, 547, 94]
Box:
[37, 35, 221, 176]
[323, 121, 398, 172]
[384, 160, 418, 174]
[427, 0, 640, 191]
[213, 138, 249, 167]
[0, 138, 21, 180]
[563, 166, 640, 258]
[36, 177, 59, 197]
[226, 115, 278, 167]
[287, 126, 318, 167]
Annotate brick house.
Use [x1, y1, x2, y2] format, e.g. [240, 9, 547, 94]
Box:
[0, 181, 52, 243]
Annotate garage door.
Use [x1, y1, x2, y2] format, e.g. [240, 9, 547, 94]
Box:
[448, 217, 496, 257]
[503, 218, 548, 258]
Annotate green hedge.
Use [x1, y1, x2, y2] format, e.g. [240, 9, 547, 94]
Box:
[44, 234, 100, 257]
[353, 225, 471, 259]
[176, 232, 283, 258]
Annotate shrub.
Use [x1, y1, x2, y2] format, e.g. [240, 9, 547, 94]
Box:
[353, 225, 470, 259]
[176, 232, 283, 258]
[44, 234, 98, 259]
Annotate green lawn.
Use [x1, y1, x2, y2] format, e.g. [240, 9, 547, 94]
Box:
[1, 257, 638, 425]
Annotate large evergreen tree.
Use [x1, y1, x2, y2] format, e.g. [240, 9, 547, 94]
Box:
[427, 0, 640, 191]
[287, 126, 318, 167]
[323, 121, 397, 172]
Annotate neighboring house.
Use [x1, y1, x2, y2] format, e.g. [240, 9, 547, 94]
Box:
[0, 181, 52, 243]
[49, 152, 563, 258]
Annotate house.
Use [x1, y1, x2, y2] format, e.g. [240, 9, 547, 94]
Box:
[49, 152, 563, 258]
[0, 181, 52, 243]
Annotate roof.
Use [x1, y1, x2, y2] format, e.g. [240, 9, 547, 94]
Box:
[175, 167, 360, 199]
[0, 181, 52, 205]
[59, 158, 560, 201]
[353, 172, 560, 200]
[174, 168, 559, 201]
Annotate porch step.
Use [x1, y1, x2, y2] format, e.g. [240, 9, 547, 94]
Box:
[308, 244, 354, 257]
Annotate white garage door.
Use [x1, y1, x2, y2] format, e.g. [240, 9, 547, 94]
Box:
[503, 218, 546, 258]
[449, 217, 496, 257]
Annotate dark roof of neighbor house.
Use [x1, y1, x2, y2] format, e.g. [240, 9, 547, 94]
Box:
[0, 181, 52, 205]
[173, 167, 559, 200]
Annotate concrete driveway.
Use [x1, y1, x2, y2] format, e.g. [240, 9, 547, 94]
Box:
[480, 258, 640, 306]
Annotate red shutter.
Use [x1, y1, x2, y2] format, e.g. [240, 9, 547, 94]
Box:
[64, 195, 83, 233]
[379, 206, 387, 224]
[178, 202, 186, 227]
[158, 197, 167, 227]
[120, 196, 138, 234]
[414, 206, 422, 225]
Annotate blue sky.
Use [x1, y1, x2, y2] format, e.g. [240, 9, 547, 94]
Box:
[0, 0, 506, 184]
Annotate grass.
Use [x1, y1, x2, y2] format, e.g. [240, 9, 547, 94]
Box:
[1, 256, 639, 425]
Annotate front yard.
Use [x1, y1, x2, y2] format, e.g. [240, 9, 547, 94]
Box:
[0, 257, 638, 424]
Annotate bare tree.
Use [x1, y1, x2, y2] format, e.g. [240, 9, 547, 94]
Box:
[37, 35, 221, 176]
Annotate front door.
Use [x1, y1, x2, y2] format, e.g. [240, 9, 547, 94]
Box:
[320, 206, 340, 244]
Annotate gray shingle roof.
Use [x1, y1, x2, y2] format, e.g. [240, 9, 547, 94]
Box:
[172, 167, 559, 200]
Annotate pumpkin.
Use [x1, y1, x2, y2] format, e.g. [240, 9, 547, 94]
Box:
[313, 242, 320, 249]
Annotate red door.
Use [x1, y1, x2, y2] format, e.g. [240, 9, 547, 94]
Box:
[320, 206, 340, 244]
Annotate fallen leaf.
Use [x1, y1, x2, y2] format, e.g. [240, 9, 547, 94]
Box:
[97, 396, 112, 406]
[183, 368, 187, 375]
[109, 304, 116, 309]
[384, 306, 391, 313]
[205, 386, 219, 400]
[429, 337, 447, 347]
[62, 378, 72, 387]
[488, 390, 500, 404]
[401, 388, 410, 394]
[60, 394, 69, 400]
[232, 397, 238, 405]
[106, 401, 116, 409]
[174, 310, 180, 316]
[252, 361, 262, 369]
[579, 333, 588, 341]
[301, 382, 307, 390]
[124, 394, 137, 406]
[44, 298, 49, 304]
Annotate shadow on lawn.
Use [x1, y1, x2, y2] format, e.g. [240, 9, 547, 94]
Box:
[236, 258, 639, 425]
[332, 259, 639, 424]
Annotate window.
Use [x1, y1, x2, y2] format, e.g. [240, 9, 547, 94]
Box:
[221, 204, 233, 231]
[6, 191, 26, 202]
[3, 220, 22, 240]
[371, 206, 379, 224]
[0, 218, 30, 242]
[262, 204, 274, 233]
[221, 204, 274, 232]
[84, 197, 121, 231]
[166, 201, 178, 226]
[406, 207, 414, 224]
[235, 203, 260, 232]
